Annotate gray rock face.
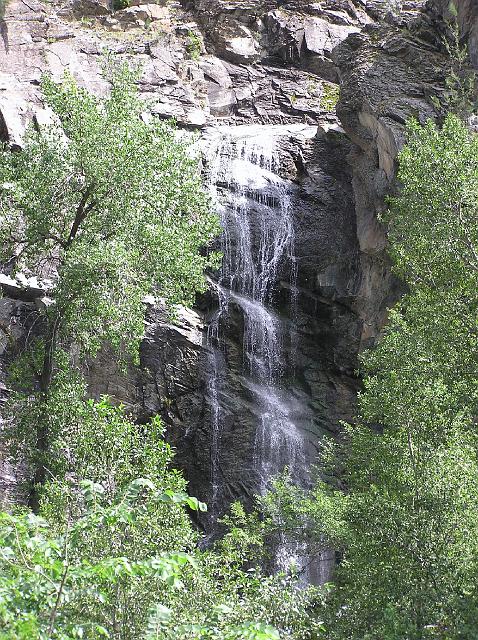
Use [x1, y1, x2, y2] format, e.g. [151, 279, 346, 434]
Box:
[332, 1, 453, 341]
[430, 0, 478, 68]
[263, 9, 361, 82]
[0, 0, 453, 138]
[0, 0, 375, 136]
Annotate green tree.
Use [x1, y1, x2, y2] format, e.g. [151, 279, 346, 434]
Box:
[0, 63, 219, 507]
[261, 115, 478, 639]
[0, 394, 319, 640]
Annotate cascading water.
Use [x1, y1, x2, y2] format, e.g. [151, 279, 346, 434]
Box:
[202, 124, 331, 582]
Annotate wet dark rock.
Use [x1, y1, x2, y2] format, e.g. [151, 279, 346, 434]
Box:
[131, 124, 363, 520]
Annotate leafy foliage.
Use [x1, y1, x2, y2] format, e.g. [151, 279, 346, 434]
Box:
[145, 604, 281, 640]
[0, 64, 219, 362]
[262, 114, 478, 639]
[186, 31, 202, 61]
[113, 0, 130, 11]
[326, 115, 478, 638]
[0, 480, 199, 640]
[0, 397, 320, 640]
[0, 63, 219, 502]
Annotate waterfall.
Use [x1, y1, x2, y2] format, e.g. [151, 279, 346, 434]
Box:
[202, 124, 331, 582]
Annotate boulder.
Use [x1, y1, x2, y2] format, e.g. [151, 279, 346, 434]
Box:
[211, 19, 260, 64]
[207, 83, 236, 116]
[0, 74, 30, 147]
[199, 56, 232, 88]
[71, 0, 110, 16]
[116, 4, 169, 26]
[263, 10, 360, 82]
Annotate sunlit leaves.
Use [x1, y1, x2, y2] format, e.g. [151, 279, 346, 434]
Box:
[144, 602, 282, 640]
[258, 115, 478, 639]
[0, 63, 219, 363]
[0, 500, 194, 640]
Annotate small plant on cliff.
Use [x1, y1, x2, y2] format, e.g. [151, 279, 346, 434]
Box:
[431, 1, 477, 119]
[0, 0, 8, 21]
[113, 0, 130, 12]
[0, 62, 220, 508]
[186, 30, 202, 61]
[320, 82, 340, 113]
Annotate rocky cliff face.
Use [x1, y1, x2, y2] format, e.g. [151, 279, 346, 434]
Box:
[334, 1, 449, 340]
[431, 0, 478, 68]
[0, 0, 465, 557]
[0, 0, 368, 133]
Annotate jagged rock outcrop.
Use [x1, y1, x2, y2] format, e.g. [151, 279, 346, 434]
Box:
[1, 0, 427, 138]
[0, 0, 355, 133]
[187, 0, 369, 78]
[332, 1, 456, 341]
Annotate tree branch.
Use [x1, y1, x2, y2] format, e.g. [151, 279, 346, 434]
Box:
[65, 186, 96, 248]
[456, 200, 478, 270]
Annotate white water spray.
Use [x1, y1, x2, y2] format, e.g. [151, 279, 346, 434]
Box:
[202, 124, 323, 580]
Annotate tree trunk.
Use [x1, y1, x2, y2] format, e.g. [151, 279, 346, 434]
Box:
[29, 314, 61, 512]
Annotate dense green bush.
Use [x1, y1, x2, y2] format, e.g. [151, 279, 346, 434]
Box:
[262, 115, 478, 639]
[0, 397, 320, 639]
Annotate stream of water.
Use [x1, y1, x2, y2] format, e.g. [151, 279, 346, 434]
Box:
[202, 124, 331, 582]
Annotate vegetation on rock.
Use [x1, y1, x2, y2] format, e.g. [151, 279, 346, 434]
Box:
[186, 30, 202, 61]
[0, 64, 318, 640]
[262, 114, 478, 639]
[319, 83, 340, 113]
